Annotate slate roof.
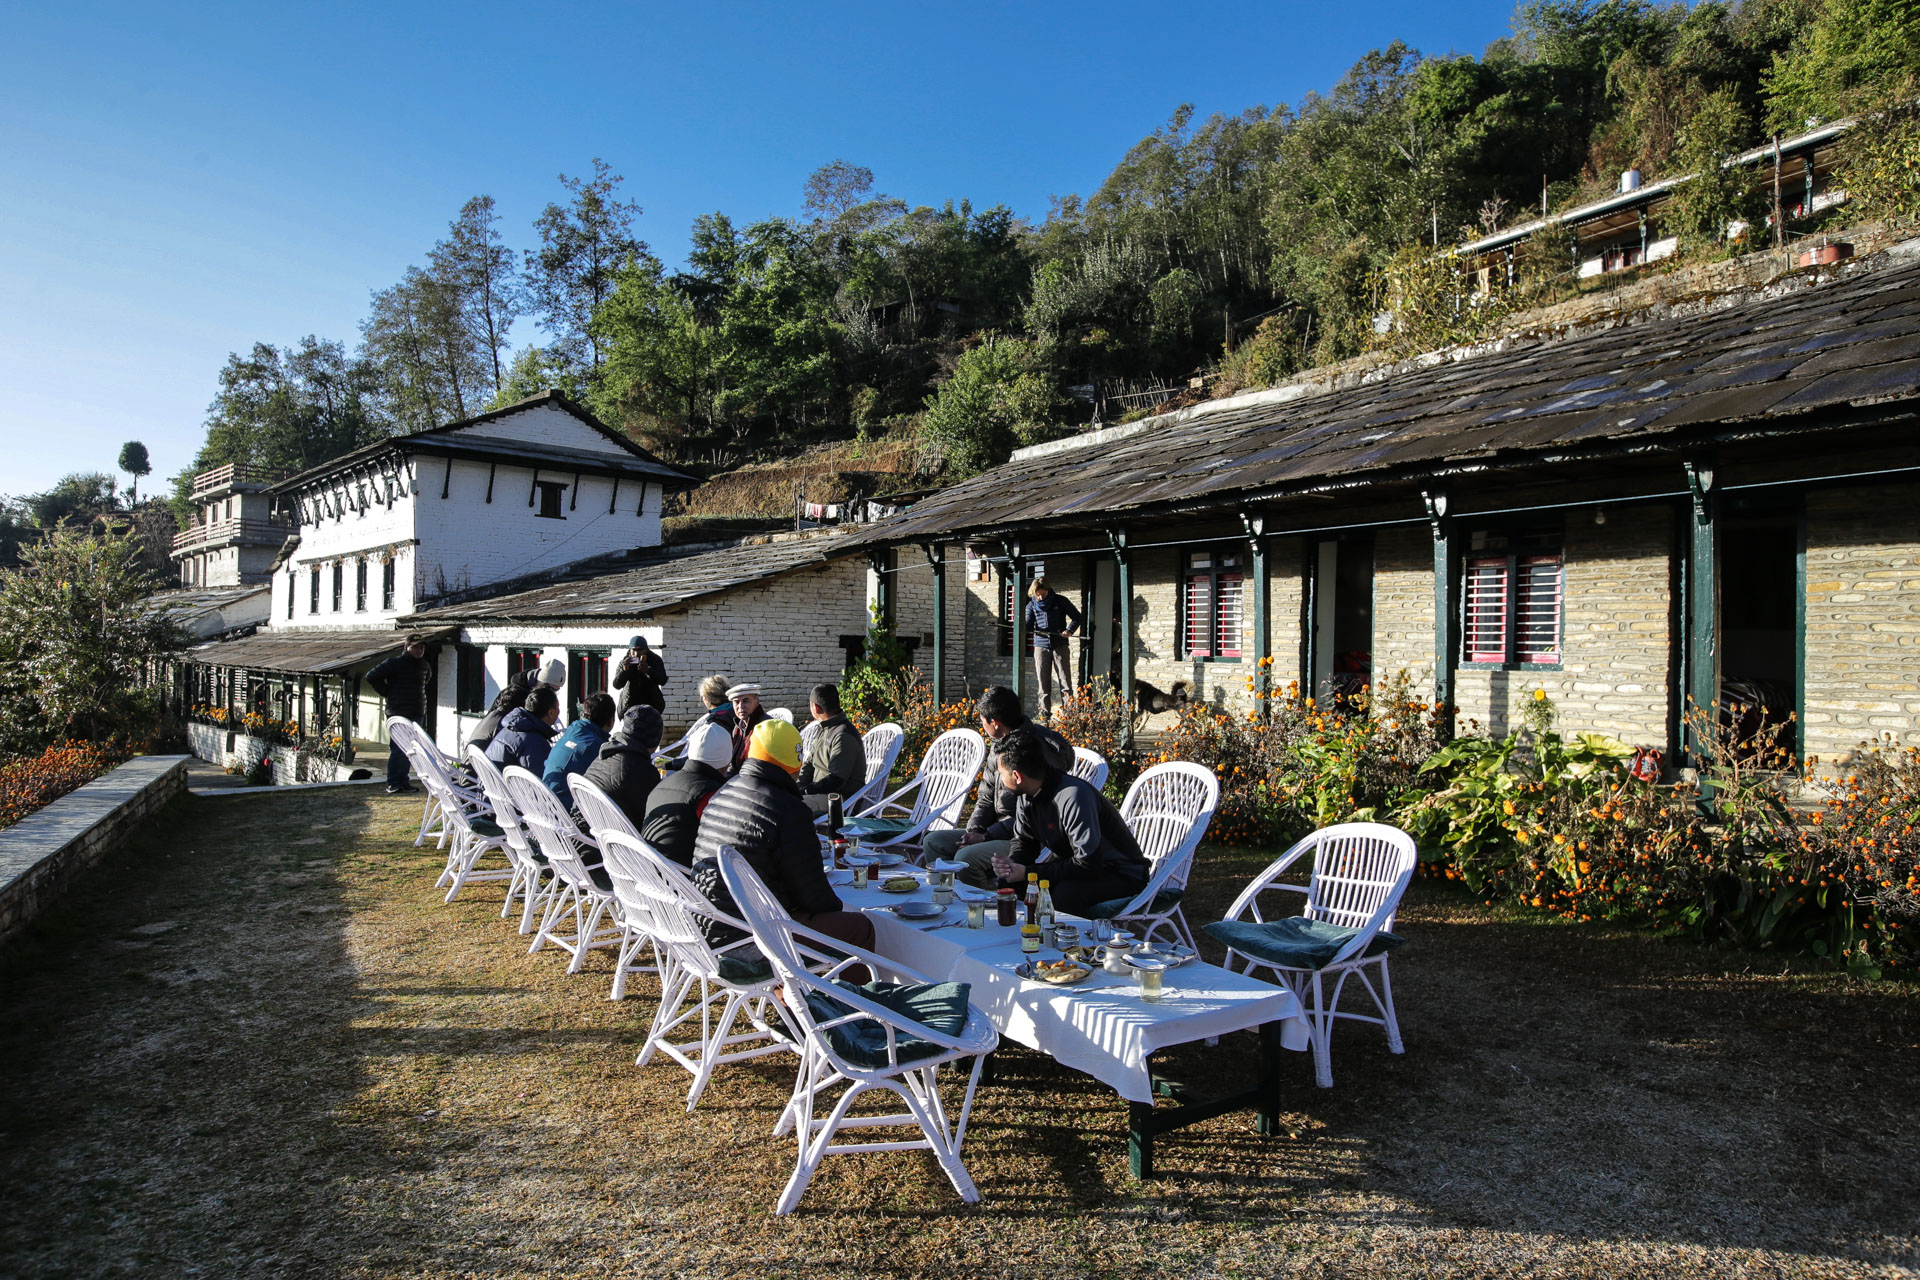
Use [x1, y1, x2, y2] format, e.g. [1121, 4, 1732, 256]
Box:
[186, 628, 452, 674]
[853, 247, 1920, 545]
[409, 529, 860, 624]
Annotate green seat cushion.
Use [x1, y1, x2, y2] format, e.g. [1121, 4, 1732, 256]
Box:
[1202, 917, 1404, 971]
[839, 816, 919, 838]
[469, 817, 505, 837]
[715, 953, 774, 984]
[804, 980, 973, 1071]
[1089, 885, 1181, 919]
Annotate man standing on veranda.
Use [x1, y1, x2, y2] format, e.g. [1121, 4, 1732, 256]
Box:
[366, 633, 435, 795]
[1026, 578, 1082, 721]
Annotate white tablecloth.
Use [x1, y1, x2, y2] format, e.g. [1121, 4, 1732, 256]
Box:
[833, 871, 1306, 1104]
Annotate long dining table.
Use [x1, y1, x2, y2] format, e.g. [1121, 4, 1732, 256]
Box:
[829, 860, 1309, 1176]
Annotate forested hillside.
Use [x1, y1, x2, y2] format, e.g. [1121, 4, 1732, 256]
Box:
[176, 0, 1920, 509]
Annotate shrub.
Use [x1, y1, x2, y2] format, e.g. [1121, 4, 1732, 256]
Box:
[1051, 683, 1138, 799]
[1799, 737, 1920, 971]
[0, 740, 119, 830]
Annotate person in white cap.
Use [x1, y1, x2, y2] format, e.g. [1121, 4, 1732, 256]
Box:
[724, 681, 770, 775]
[640, 720, 733, 866]
[467, 657, 566, 751]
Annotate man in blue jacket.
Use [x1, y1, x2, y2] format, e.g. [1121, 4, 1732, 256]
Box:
[1026, 578, 1083, 721]
[543, 691, 615, 807]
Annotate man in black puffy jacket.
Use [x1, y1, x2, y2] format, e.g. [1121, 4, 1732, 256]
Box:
[690, 720, 874, 956]
[574, 705, 663, 829]
[641, 721, 732, 865]
[366, 634, 435, 794]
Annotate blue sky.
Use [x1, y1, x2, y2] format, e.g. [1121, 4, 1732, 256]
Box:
[0, 0, 1522, 497]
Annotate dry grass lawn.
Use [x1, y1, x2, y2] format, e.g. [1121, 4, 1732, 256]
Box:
[1, 786, 1916, 1279]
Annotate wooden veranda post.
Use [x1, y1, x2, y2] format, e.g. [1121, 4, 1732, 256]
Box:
[1423, 488, 1455, 740]
[921, 543, 947, 708]
[1240, 511, 1270, 719]
[1005, 540, 1026, 701]
[1110, 528, 1134, 749]
[1683, 457, 1719, 761]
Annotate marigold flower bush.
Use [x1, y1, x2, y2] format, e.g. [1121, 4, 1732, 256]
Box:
[0, 740, 119, 831]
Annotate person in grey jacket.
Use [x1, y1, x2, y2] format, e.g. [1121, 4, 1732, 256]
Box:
[797, 683, 866, 814]
[924, 685, 1073, 887]
[989, 728, 1150, 918]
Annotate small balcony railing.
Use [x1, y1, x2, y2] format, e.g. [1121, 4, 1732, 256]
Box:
[172, 517, 285, 552]
[189, 463, 290, 499]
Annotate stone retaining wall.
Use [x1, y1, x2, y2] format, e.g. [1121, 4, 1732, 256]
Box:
[0, 754, 190, 949]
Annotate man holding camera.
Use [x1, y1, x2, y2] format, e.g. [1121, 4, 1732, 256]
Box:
[611, 634, 668, 715]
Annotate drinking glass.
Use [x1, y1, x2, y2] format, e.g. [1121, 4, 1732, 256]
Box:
[1137, 966, 1167, 1003]
[850, 858, 872, 890]
[965, 897, 987, 929]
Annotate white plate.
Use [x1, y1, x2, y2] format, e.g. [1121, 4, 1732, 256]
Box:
[867, 850, 908, 867]
[892, 899, 943, 920]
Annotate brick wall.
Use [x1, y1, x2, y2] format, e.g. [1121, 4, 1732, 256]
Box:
[1804, 484, 1920, 763]
[1372, 527, 1437, 704]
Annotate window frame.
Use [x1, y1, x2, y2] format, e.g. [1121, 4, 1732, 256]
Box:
[1178, 544, 1247, 662]
[454, 644, 488, 715]
[507, 648, 543, 682]
[534, 481, 568, 520]
[309, 566, 320, 614]
[354, 560, 368, 612]
[381, 558, 396, 611]
[567, 649, 609, 721]
[331, 563, 343, 612]
[1458, 527, 1565, 670]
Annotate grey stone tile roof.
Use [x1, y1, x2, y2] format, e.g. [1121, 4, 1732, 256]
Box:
[852, 248, 1920, 545]
[409, 529, 861, 623]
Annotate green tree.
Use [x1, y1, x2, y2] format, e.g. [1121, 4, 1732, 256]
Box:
[361, 265, 487, 430]
[1665, 88, 1760, 253]
[26, 473, 118, 527]
[526, 159, 652, 379]
[0, 524, 186, 753]
[1764, 0, 1920, 130]
[176, 337, 390, 524]
[431, 196, 521, 390]
[919, 335, 1063, 476]
[488, 345, 588, 410]
[117, 441, 151, 504]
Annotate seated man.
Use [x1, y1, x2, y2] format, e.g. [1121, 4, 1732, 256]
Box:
[641, 721, 733, 866]
[989, 728, 1151, 918]
[573, 704, 663, 829]
[468, 658, 564, 751]
[690, 720, 875, 958]
[923, 686, 1073, 888]
[543, 691, 615, 808]
[797, 682, 866, 816]
[485, 687, 562, 775]
[723, 681, 771, 775]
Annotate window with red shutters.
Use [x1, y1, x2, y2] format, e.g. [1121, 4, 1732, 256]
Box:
[1463, 557, 1510, 663]
[1183, 567, 1213, 658]
[1181, 548, 1245, 660]
[1515, 554, 1562, 663]
[1460, 546, 1563, 666]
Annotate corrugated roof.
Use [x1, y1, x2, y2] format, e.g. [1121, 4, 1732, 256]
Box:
[850, 248, 1920, 546]
[410, 530, 861, 623]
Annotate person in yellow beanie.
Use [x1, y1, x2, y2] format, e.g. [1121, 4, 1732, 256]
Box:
[691, 716, 875, 966]
[745, 718, 803, 772]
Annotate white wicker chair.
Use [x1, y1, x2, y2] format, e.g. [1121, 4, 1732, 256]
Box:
[502, 767, 623, 974]
[389, 720, 511, 903]
[463, 746, 550, 934]
[601, 831, 794, 1111]
[840, 727, 987, 855]
[1070, 746, 1110, 791]
[571, 775, 662, 1000]
[1207, 822, 1416, 1088]
[718, 847, 998, 1214]
[798, 718, 824, 760]
[1093, 761, 1220, 949]
[387, 716, 485, 850]
[769, 707, 795, 724]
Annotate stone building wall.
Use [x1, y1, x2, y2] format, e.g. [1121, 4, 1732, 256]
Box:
[1803, 484, 1920, 764]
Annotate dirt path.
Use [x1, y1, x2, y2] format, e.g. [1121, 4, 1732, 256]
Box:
[1, 788, 1915, 1278]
